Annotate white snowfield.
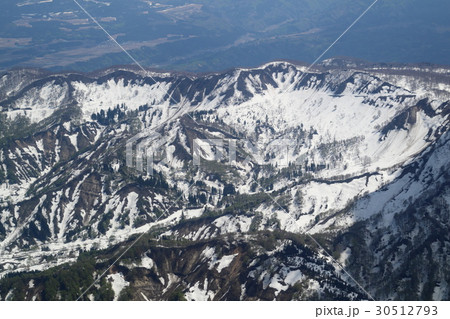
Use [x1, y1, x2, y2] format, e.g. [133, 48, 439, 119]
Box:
[0, 60, 449, 285]
[106, 272, 129, 301]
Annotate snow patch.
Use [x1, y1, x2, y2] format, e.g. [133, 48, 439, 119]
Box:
[107, 273, 129, 301]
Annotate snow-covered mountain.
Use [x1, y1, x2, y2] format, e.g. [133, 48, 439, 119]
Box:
[0, 59, 449, 300]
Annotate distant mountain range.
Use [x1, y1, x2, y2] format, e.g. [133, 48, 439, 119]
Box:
[0, 58, 449, 300]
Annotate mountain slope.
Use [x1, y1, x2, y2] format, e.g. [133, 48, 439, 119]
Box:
[0, 59, 449, 300]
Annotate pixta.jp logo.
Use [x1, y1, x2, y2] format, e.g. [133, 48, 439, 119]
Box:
[126, 133, 297, 175]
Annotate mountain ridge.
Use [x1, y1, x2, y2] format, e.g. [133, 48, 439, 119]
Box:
[0, 58, 449, 300]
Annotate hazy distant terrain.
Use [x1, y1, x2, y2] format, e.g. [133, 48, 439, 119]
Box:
[1, 0, 450, 72]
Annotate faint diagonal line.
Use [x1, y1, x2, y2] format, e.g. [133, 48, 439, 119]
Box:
[245, 3, 383, 298]
[76, 180, 197, 301]
[72, 1, 150, 81]
[71, 0, 379, 302]
[223, 113, 375, 299]
[71, 0, 200, 126]
[280, 0, 379, 96]
[259, 1, 379, 298]
[248, 175, 375, 301]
